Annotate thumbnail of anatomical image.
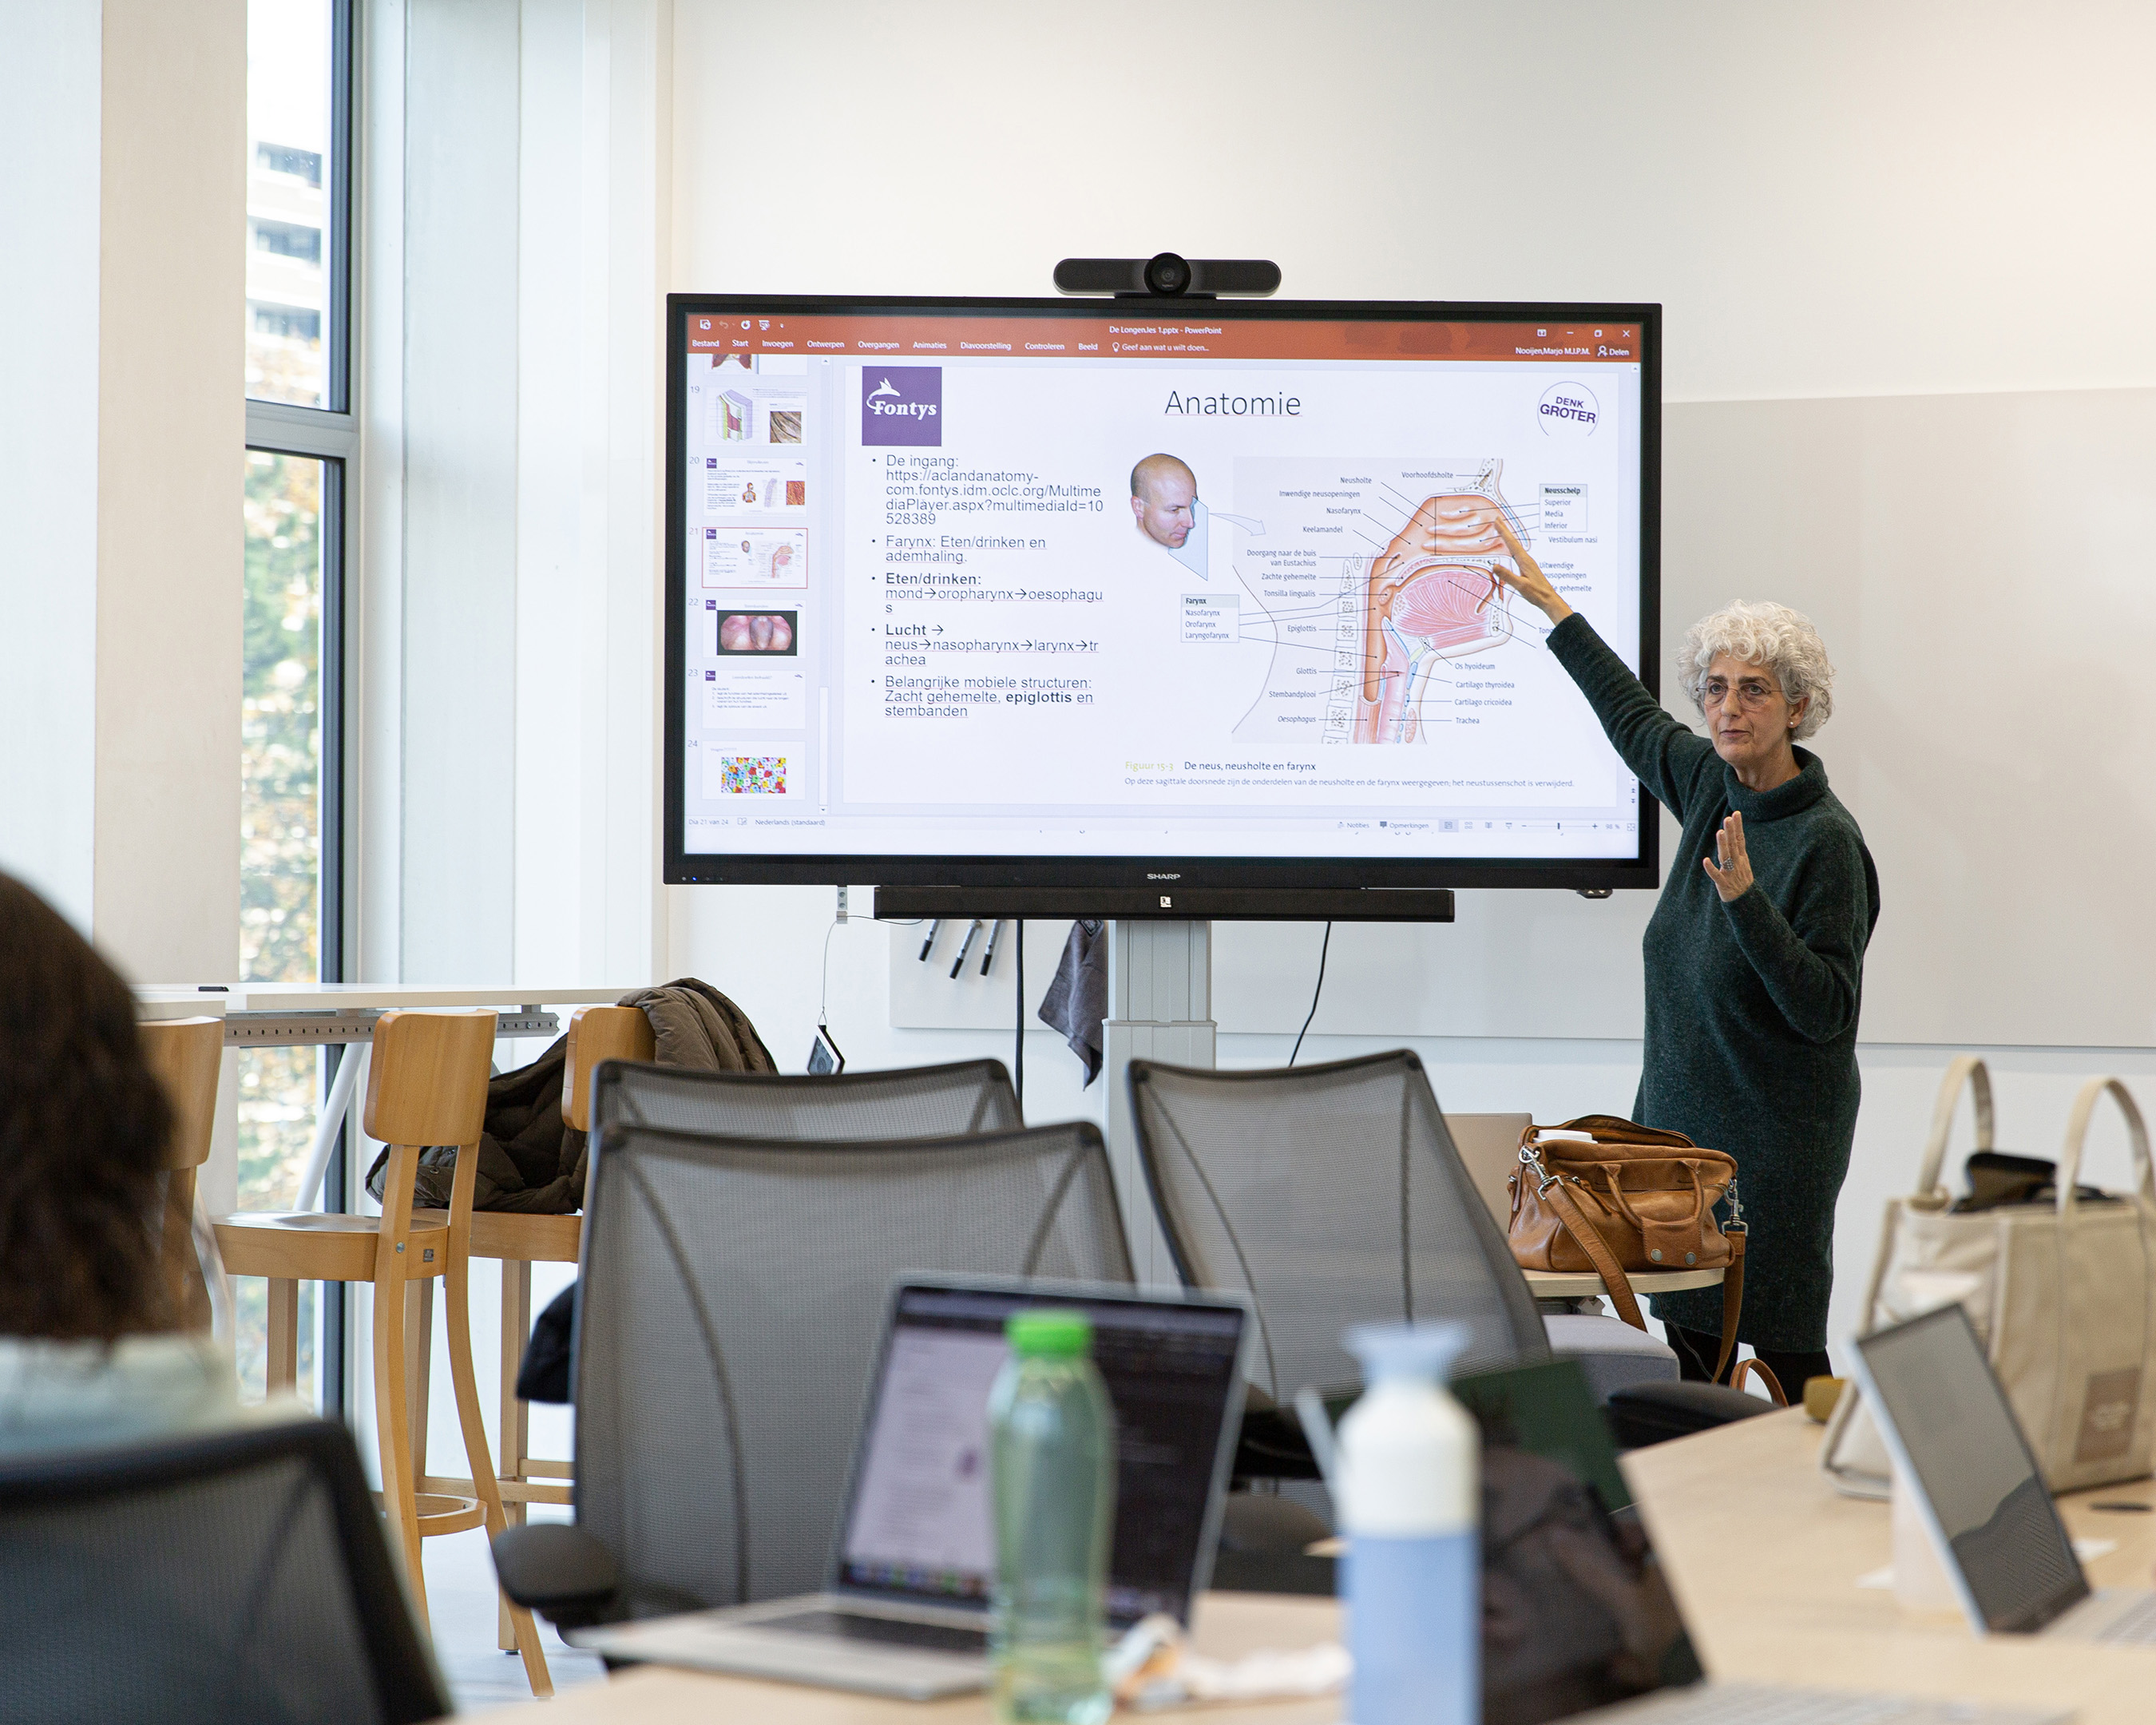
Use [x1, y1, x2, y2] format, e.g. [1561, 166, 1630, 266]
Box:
[716, 611, 797, 655]
[703, 526, 808, 589]
[1346, 459, 1521, 743]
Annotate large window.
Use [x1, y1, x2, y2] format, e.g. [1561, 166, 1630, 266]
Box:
[241, 0, 353, 1407]
[237, 450, 330, 1397]
[246, 0, 343, 410]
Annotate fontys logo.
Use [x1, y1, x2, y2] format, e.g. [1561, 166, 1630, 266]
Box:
[1538, 381, 1599, 437]
[862, 367, 942, 446]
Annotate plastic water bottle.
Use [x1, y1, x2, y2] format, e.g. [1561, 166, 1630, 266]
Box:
[988, 1309, 1116, 1725]
[1338, 1321, 1479, 1725]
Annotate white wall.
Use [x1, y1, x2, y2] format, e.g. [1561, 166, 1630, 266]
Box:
[346, 0, 2156, 1388]
[648, 0, 2156, 1366]
[0, 2, 102, 929]
[0, 0, 244, 980]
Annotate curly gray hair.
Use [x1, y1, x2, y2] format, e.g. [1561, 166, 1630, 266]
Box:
[1679, 600, 1835, 741]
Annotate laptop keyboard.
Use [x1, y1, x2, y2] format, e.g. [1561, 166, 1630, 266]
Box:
[753, 1608, 988, 1655]
[2091, 1588, 2156, 1644]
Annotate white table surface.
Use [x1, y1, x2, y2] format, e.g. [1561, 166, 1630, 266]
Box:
[1524, 1265, 1724, 1299]
[137, 982, 639, 1012]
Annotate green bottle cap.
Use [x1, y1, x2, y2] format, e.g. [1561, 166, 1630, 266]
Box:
[1007, 1308, 1092, 1358]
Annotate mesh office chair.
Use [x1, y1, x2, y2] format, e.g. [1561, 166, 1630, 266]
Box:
[588, 1056, 1024, 1142]
[0, 1419, 448, 1725]
[1129, 1053, 1678, 1413]
[497, 1116, 1131, 1626]
[1128, 1051, 1552, 1402]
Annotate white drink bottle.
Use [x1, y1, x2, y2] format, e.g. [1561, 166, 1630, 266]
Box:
[1337, 1321, 1477, 1725]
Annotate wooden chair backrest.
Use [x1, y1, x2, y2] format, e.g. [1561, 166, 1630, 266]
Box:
[361, 1009, 497, 1239]
[561, 1005, 656, 1132]
[139, 1017, 224, 1172]
[139, 1016, 224, 1330]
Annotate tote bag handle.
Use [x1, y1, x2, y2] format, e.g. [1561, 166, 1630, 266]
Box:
[2055, 1077, 2156, 1217]
[1915, 1055, 1994, 1201]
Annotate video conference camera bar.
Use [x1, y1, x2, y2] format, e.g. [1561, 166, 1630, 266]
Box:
[1053, 253, 1282, 299]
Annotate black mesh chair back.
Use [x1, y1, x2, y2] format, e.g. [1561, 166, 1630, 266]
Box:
[576, 1117, 1132, 1616]
[1127, 1051, 1549, 1402]
[589, 1057, 1022, 1143]
[0, 1418, 447, 1724]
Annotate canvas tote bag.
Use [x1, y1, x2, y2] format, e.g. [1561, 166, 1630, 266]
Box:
[1821, 1057, 2156, 1498]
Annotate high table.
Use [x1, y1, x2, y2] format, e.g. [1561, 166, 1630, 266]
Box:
[133, 982, 637, 1210]
[466, 1412, 2156, 1723]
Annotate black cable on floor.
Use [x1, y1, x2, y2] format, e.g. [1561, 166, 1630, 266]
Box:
[1014, 917, 1025, 1119]
[1288, 922, 1332, 1066]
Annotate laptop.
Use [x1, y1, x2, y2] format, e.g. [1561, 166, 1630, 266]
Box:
[579, 1275, 1251, 1698]
[1850, 1302, 2156, 1646]
[1446, 1357, 2068, 1725]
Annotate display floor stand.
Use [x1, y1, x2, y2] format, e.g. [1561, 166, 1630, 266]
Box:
[1103, 919, 1216, 1290]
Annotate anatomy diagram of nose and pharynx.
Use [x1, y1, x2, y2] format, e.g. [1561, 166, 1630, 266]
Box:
[1141, 457, 1581, 744]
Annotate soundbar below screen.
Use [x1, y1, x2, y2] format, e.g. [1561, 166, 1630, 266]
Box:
[672, 303, 1648, 870]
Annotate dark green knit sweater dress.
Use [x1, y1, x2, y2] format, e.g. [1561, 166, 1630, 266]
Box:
[1548, 614, 1881, 1352]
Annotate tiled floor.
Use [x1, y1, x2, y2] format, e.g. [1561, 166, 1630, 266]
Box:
[419, 1517, 607, 1713]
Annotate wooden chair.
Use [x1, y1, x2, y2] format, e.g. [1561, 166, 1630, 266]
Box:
[423, 1002, 652, 1652]
[138, 1016, 224, 1332]
[211, 1008, 553, 1696]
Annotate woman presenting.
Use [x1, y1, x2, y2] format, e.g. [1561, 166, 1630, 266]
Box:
[1492, 521, 1880, 1394]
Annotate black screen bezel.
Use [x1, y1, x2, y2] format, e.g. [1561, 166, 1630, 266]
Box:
[664, 293, 1663, 896]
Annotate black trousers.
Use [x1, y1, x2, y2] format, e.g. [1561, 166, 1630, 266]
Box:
[1666, 1322, 1831, 1402]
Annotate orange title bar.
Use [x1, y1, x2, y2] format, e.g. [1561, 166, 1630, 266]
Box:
[684, 313, 1643, 364]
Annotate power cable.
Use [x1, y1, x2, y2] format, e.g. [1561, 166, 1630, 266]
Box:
[1288, 922, 1332, 1066]
[1014, 918, 1025, 1120]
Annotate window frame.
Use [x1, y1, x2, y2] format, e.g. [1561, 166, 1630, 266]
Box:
[244, 0, 358, 1416]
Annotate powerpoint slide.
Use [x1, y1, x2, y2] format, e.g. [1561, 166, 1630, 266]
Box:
[758, 395, 806, 445]
[688, 352, 812, 446]
[702, 527, 807, 589]
[838, 362, 1635, 812]
[701, 660, 806, 728]
[715, 609, 798, 654]
[699, 744, 799, 799]
[700, 457, 807, 515]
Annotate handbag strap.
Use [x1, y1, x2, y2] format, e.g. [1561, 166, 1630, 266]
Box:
[1916, 1055, 1993, 1199]
[1729, 1353, 1787, 1407]
[1593, 1156, 1708, 1240]
[1519, 1140, 1647, 1330]
[1712, 1224, 1746, 1386]
[2056, 1077, 2156, 1216]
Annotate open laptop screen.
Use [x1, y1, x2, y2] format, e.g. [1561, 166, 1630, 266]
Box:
[1855, 1305, 2091, 1633]
[834, 1283, 1247, 1625]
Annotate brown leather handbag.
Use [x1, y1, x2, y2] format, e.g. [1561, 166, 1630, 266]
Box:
[1508, 1115, 1758, 1390]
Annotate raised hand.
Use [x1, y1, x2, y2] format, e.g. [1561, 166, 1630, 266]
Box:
[1702, 811, 1754, 902]
[1490, 515, 1571, 624]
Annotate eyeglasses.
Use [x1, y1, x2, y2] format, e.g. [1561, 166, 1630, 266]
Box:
[1701, 676, 1780, 710]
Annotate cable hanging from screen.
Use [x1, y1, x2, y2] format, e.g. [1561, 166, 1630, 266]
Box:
[1288, 922, 1332, 1067]
[1014, 918, 1025, 1119]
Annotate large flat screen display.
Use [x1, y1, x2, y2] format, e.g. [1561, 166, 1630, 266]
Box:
[665, 295, 1659, 897]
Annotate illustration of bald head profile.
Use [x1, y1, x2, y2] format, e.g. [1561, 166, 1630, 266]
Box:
[1130, 453, 1198, 549]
